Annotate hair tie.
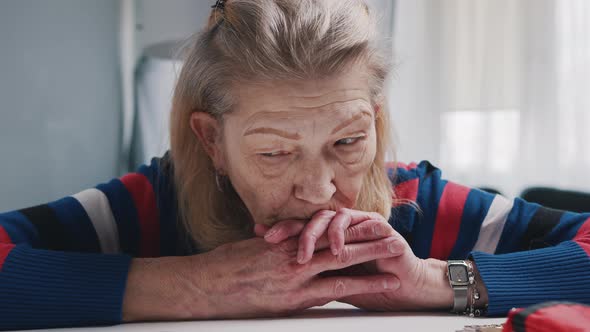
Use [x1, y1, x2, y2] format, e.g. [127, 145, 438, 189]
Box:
[212, 0, 226, 11]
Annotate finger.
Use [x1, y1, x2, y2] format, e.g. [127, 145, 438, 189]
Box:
[298, 210, 336, 264]
[308, 236, 406, 274]
[316, 220, 396, 250]
[306, 274, 400, 302]
[327, 209, 352, 256]
[264, 220, 306, 243]
[254, 223, 270, 238]
[337, 208, 385, 225]
[327, 208, 386, 256]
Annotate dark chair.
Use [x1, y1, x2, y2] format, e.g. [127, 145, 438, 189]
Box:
[520, 187, 590, 213]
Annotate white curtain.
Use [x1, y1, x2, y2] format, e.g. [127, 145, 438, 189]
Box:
[389, 0, 590, 197]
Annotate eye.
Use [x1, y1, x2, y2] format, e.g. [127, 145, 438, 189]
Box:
[335, 136, 364, 146]
[259, 151, 289, 158]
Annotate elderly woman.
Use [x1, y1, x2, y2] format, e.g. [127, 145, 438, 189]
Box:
[1, 0, 589, 330]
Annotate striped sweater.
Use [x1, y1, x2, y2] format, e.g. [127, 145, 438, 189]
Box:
[0, 154, 589, 330]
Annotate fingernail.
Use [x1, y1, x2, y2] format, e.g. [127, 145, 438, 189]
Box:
[388, 241, 397, 253]
[264, 228, 278, 239]
[297, 249, 304, 263]
[373, 225, 383, 236]
[331, 246, 338, 255]
[384, 278, 400, 290]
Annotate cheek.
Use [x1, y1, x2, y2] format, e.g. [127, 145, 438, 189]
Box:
[227, 154, 294, 220]
[336, 132, 377, 202]
[334, 170, 366, 205]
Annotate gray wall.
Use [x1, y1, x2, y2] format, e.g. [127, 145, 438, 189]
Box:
[0, 0, 121, 211]
[135, 0, 210, 53]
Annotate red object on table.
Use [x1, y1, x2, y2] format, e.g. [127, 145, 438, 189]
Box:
[502, 301, 590, 332]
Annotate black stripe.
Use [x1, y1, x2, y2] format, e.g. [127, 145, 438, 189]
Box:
[512, 301, 579, 332]
[520, 206, 564, 251]
[19, 204, 69, 251]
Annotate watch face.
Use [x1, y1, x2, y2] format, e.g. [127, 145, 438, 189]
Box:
[449, 265, 468, 284]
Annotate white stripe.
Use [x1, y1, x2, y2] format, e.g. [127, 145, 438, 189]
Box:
[73, 189, 120, 254]
[473, 195, 514, 254]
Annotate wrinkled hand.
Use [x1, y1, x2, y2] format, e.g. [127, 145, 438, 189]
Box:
[258, 208, 453, 312]
[188, 232, 405, 319]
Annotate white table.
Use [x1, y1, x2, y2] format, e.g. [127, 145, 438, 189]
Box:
[22, 302, 507, 332]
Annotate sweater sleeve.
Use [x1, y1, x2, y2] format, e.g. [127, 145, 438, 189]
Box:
[387, 161, 590, 317]
[0, 155, 173, 330]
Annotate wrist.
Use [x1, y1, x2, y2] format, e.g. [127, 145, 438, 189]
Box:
[122, 256, 201, 322]
[445, 259, 490, 316]
[424, 258, 454, 310]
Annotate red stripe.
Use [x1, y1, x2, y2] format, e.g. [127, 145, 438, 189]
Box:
[393, 178, 419, 206]
[0, 243, 15, 271]
[392, 161, 419, 171]
[120, 173, 160, 257]
[573, 217, 590, 256]
[429, 182, 471, 260]
[0, 225, 12, 244]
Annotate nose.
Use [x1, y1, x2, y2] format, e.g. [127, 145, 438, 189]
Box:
[293, 159, 336, 205]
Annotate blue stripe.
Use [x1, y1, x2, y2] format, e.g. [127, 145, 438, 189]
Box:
[0, 246, 131, 330]
[0, 211, 39, 246]
[47, 197, 101, 252]
[96, 179, 140, 256]
[387, 165, 422, 243]
[389, 200, 418, 238]
[154, 163, 179, 256]
[390, 165, 419, 184]
[544, 211, 590, 244]
[411, 161, 445, 259]
[449, 189, 495, 259]
[137, 165, 154, 180]
[495, 198, 540, 254]
[471, 241, 590, 316]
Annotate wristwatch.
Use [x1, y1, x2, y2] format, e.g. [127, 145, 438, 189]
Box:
[447, 260, 473, 313]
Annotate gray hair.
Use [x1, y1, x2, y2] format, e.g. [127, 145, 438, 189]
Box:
[177, 0, 389, 116]
[170, 0, 395, 251]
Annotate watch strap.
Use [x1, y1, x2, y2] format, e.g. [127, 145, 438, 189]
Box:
[453, 285, 469, 312]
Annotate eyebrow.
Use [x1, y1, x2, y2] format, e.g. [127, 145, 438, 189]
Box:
[244, 110, 372, 140]
[331, 110, 372, 134]
[243, 127, 302, 140]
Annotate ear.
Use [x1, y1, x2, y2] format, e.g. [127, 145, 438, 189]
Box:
[190, 112, 226, 172]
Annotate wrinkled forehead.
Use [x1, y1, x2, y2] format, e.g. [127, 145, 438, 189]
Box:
[239, 100, 374, 136]
[227, 66, 374, 127]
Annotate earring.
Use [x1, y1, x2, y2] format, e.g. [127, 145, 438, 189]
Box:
[215, 170, 225, 193]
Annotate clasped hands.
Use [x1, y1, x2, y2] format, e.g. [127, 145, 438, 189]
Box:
[185, 208, 452, 319]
